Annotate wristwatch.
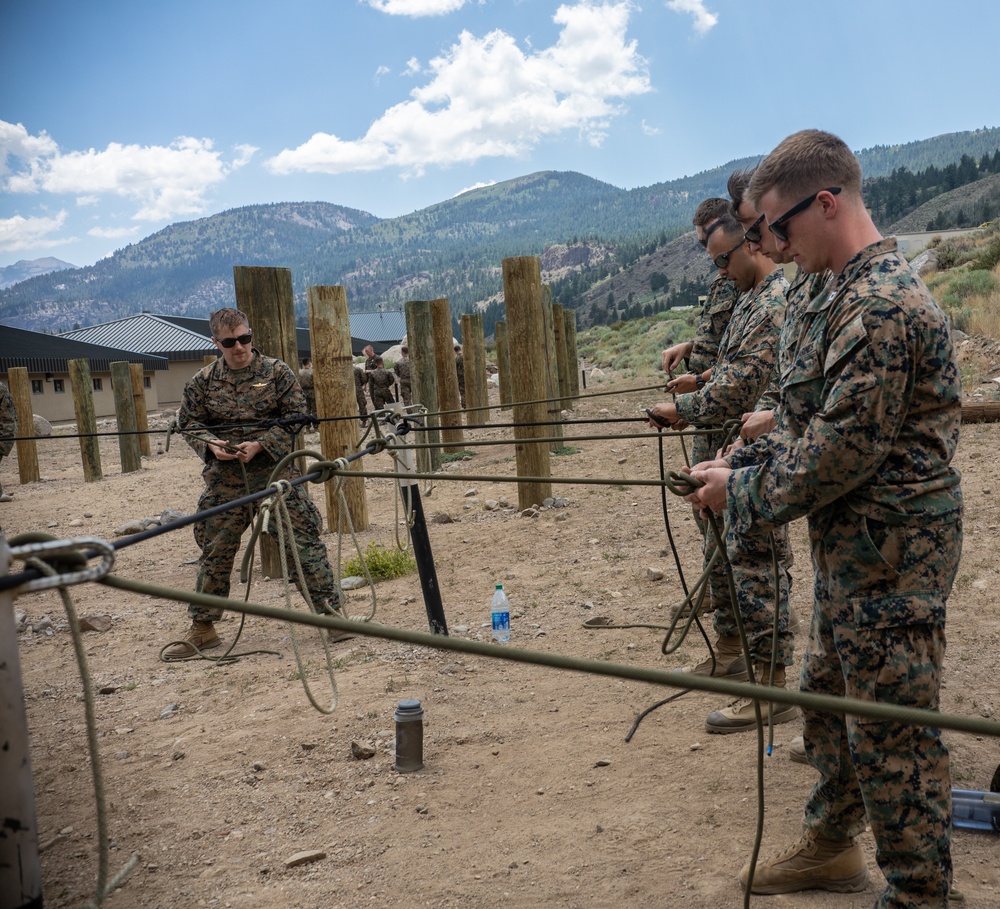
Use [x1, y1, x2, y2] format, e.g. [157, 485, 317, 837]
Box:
[694, 373, 705, 389]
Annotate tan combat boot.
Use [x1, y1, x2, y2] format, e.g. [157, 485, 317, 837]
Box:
[788, 734, 809, 764]
[739, 830, 869, 894]
[679, 635, 749, 680]
[315, 599, 356, 644]
[163, 621, 221, 661]
[705, 663, 798, 733]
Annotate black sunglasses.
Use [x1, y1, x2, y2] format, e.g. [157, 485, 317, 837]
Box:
[216, 331, 253, 349]
[744, 213, 766, 244]
[713, 237, 746, 269]
[768, 187, 841, 243]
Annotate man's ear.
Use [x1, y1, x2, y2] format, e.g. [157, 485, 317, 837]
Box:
[817, 189, 840, 220]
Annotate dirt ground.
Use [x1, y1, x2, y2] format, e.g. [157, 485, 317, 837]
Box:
[3, 371, 999, 909]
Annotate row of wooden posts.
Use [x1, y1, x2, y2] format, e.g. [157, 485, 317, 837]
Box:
[6, 257, 582, 535]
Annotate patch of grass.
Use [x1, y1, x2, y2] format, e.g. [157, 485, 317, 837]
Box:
[552, 445, 582, 456]
[441, 450, 475, 462]
[344, 542, 417, 581]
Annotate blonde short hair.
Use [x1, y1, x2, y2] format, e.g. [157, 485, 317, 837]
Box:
[209, 308, 250, 336]
[748, 130, 862, 209]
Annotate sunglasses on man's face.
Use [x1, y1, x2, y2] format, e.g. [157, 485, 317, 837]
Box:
[216, 332, 253, 349]
[713, 238, 746, 269]
[743, 213, 766, 244]
[768, 187, 841, 243]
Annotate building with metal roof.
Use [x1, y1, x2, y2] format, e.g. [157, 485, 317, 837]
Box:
[1, 324, 167, 422]
[348, 311, 406, 353]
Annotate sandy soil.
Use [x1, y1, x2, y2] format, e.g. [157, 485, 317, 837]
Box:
[3, 373, 999, 909]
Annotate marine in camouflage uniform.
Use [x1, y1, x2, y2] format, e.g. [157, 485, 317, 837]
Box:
[727, 238, 962, 905]
[0, 380, 17, 511]
[367, 358, 396, 411]
[164, 309, 348, 659]
[354, 365, 368, 419]
[393, 347, 412, 407]
[454, 346, 466, 408]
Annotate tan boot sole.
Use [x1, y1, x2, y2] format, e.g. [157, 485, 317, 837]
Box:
[162, 636, 222, 661]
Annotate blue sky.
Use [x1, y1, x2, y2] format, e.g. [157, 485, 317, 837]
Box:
[1, 0, 996, 270]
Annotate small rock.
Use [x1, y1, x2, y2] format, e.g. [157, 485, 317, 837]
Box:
[483, 499, 499, 511]
[453, 624, 470, 633]
[114, 520, 148, 536]
[980, 704, 994, 718]
[98, 685, 119, 695]
[983, 487, 993, 495]
[68, 518, 84, 527]
[78, 615, 112, 633]
[430, 513, 454, 524]
[595, 824, 604, 833]
[252, 761, 267, 772]
[351, 741, 376, 760]
[552, 497, 568, 508]
[542, 497, 555, 507]
[464, 488, 478, 497]
[300, 742, 318, 751]
[114, 750, 129, 760]
[415, 804, 428, 814]
[594, 759, 611, 767]
[646, 567, 664, 581]
[284, 850, 326, 868]
[159, 704, 180, 719]
[690, 743, 702, 751]
[172, 750, 186, 761]
[33, 616, 53, 633]
[14, 609, 28, 631]
[340, 576, 368, 590]
[555, 513, 569, 522]
[498, 497, 509, 507]
[159, 508, 187, 526]
[617, 457, 627, 465]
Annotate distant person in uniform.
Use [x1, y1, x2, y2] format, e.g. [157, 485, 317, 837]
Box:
[394, 345, 412, 406]
[368, 356, 396, 412]
[0, 380, 16, 507]
[354, 365, 368, 421]
[164, 307, 352, 660]
[454, 344, 466, 408]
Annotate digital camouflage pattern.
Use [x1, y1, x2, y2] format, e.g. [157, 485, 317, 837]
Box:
[368, 366, 396, 410]
[678, 269, 792, 657]
[393, 355, 412, 406]
[688, 275, 739, 374]
[354, 366, 368, 417]
[455, 351, 466, 407]
[727, 238, 963, 908]
[179, 351, 341, 622]
[0, 380, 16, 459]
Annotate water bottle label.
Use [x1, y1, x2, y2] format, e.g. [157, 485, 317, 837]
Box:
[492, 611, 510, 631]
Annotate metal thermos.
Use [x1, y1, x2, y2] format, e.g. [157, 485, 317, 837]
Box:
[394, 699, 424, 772]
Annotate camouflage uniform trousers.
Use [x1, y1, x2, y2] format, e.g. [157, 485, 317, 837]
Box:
[189, 461, 341, 622]
[800, 503, 960, 909]
[700, 517, 794, 666]
[398, 381, 412, 407]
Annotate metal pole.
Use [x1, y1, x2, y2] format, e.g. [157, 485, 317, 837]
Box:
[389, 415, 448, 636]
[0, 535, 44, 909]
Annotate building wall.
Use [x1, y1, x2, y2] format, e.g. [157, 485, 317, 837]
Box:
[20, 370, 160, 423]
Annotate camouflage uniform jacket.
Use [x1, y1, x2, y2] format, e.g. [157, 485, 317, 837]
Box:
[0, 381, 16, 459]
[727, 238, 963, 535]
[454, 353, 465, 388]
[393, 356, 411, 389]
[368, 366, 396, 401]
[688, 275, 739, 374]
[354, 365, 366, 394]
[674, 268, 786, 426]
[179, 350, 304, 467]
[364, 354, 379, 373]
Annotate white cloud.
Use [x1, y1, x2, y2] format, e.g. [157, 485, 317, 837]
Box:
[366, 0, 469, 16]
[87, 225, 140, 239]
[268, 2, 650, 177]
[0, 121, 256, 222]
[0, 211, 69, 252]
[454, 180, 496, 196]
[641, 119, 661, 136]
[403, 57, 422, 77]
[666, 0, 718, 35]
[375, 64, 391, 80]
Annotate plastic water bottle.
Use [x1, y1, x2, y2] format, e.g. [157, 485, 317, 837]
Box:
[491, 584, 510, 643]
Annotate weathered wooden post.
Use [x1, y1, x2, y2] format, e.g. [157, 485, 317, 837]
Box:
[502, 256, 552, 509]
[0, 537, 43, 909]
[129, 362, 151, 457]
[233, 266, 300, 574]
[6, 368, 39, 484]
[563, 307, 580, 404]
[541, 286, 563, 448]
[495, 320, 512, 410]
[67, 358, 103, 482]
[308, 285, 369, 532]
[430, 298, 464, 451]
[471, 313, 489, 417]
[405, 300, 441, 473]
[111, 361, 142, 474]
[552, 303, 571, 411]
[461, 313, 488, 420]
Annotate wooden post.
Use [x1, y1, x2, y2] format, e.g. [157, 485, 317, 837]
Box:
[67, 359, 103, 482]
[962, 402, 1000, 423]
[495, 320, 512, 411]
[461, 314, 488, 421]
[552, 303, 571, 411]
[111, 361, 141, 474]
[502, 256, 552, 509]
[563, 308, 580, 405]
[430, 298, 464, 451]
[541, 286, 563, 448]
[308, 286, 369, 532]
[129, 363, 151, 457]
[6, 368, 39, 484]
[472, 313, 489, 418]
[0, 538, 43, 909]
[405, 300, 441, 473]
[233, 265, 299, 574]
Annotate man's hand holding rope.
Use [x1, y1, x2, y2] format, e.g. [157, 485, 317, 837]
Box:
[685, 460, 732, 517]
[646, 402, 689, 432]
[207, 439, 264, 463]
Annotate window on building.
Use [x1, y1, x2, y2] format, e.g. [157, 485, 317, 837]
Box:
[31, 379, 44, 394]
[53, 379, 65, 393]
[143, 376, 151, 389]
[93, 377, 103, 392]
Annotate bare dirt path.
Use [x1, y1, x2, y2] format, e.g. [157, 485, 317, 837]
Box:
[3, 376, 999, 909]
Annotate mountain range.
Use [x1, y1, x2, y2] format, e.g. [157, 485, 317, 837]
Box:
[0, 257, 77, 290]
[2, 126, 1000, 334]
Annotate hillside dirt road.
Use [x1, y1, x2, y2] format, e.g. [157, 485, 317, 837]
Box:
[3, 372, 999, 909]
